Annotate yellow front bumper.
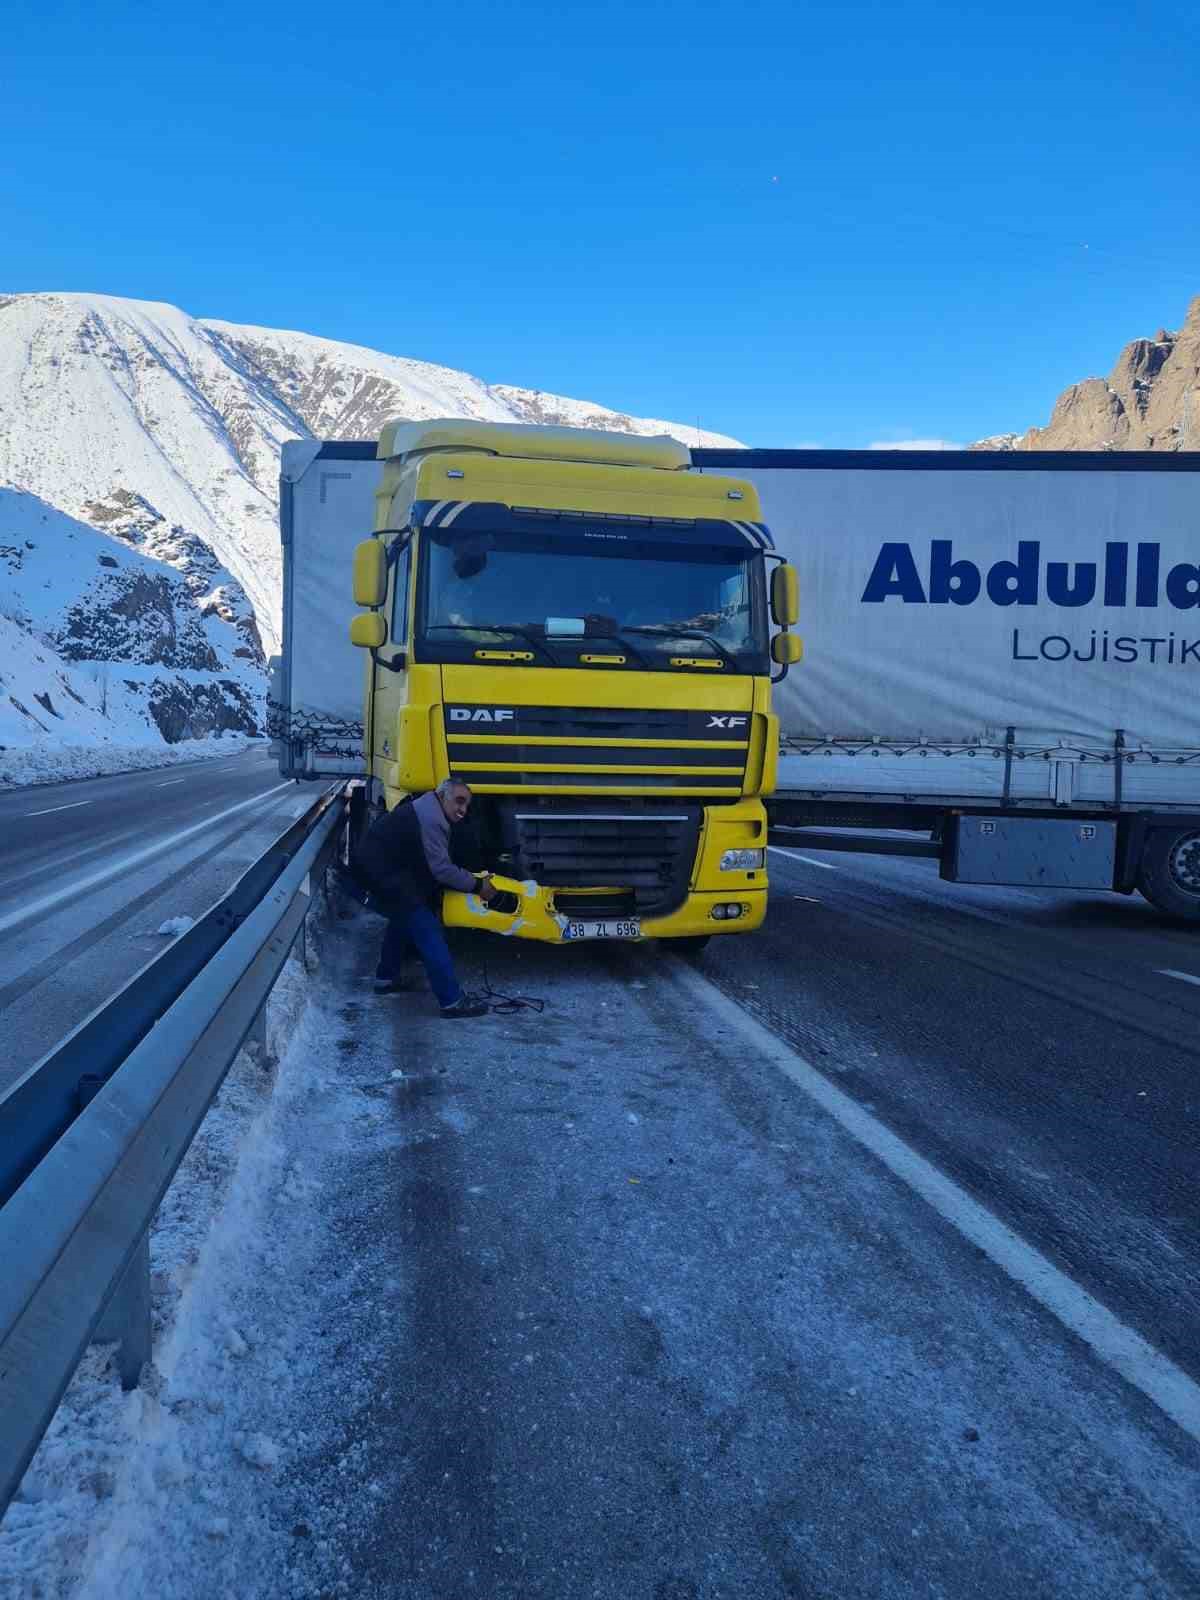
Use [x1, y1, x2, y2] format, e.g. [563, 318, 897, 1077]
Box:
[441, 875, 767, 943]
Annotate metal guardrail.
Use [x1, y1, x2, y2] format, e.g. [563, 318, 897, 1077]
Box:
[0, 784, 346, 1209]
[0, 784, 348, 1518]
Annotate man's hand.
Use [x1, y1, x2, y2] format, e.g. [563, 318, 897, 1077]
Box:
[477, 873, 497, 903]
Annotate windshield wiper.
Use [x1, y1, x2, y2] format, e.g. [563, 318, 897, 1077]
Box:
[619, 625, 738, 669]
[426, 620, 737, 671]
[425, 622, 559, 666]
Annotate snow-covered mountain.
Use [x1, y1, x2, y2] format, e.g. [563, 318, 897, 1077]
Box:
[0, 293, 739, 654]
[0, 488, 260, 769]
[0, 291, 740, 767]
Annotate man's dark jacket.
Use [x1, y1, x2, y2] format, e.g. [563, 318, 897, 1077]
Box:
[352, 799, 439, 916]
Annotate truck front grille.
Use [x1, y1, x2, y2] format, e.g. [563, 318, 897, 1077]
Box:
[508, 803, 702, 917]
[443, 704, 750, 795]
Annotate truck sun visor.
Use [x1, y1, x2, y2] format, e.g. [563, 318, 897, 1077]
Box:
[412, 498, 771, 549]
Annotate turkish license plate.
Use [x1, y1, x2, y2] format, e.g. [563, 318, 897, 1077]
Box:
[562, 918, 642, 941]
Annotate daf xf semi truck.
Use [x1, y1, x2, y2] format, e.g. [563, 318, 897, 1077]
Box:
[273, 420, 800, 946]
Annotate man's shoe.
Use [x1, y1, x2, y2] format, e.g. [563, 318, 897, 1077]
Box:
[373, 975, 411, 995]
[439, 992, 488, 1019]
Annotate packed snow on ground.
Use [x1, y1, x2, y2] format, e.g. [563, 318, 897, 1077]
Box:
[0, 894, 342, 1599]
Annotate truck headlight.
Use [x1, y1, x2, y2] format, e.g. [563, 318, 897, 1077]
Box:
[720, 848, 764, 871]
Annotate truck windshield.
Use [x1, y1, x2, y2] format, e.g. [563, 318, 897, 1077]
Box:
[417, 529, 767, 670]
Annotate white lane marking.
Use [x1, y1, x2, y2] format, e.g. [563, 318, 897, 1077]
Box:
[1157, 969, 1200, 989]
[0, 783, 293, 938]
[768, 845, 839, 870]
[669, 959, 1200, 1446]
[154, 779, 186, 787]
[25, 800, 92, 816]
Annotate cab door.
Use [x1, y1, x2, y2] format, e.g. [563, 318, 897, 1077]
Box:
[371, 537, 414, 789]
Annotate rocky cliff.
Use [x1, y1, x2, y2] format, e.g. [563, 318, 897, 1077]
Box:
[974, 295, 1200, 452]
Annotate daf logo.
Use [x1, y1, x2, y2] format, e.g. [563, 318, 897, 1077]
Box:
[449, 707, 515, 724]
[707, 715, 748, 729]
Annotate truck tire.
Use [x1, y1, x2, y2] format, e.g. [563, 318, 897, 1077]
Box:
[1137, 827, 1200, 923]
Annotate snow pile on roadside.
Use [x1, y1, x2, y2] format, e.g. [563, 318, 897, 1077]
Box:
[49, 917, 402, 1600]
[0, 733, 262, 789]
[0, 888, 340, 1598]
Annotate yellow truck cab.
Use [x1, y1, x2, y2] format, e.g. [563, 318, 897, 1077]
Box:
[349, 419, 800, 946]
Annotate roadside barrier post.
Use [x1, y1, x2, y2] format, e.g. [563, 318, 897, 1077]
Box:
[92, 1233, 151, 1391]
[78, 1074, 152, 1390]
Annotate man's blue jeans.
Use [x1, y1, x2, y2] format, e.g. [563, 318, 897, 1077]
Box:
[378, 904, 462, 1010]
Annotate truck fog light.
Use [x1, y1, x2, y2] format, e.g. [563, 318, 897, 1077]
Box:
[720, 848, 764, 871]
[710, 902, 747, 921]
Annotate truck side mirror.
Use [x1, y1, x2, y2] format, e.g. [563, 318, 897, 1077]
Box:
[771, 633, 803, 666]
[350, 612, 388, 649]
[353, 540, 388, 607]
[771, 564, 800, 627]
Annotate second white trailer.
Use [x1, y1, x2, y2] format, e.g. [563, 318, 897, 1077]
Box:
[694, 448, 1200, 917]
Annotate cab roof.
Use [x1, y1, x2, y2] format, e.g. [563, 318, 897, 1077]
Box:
[377, 418, 691, 473]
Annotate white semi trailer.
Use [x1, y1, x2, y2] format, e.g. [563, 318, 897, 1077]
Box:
[694, 448, 1200, 921]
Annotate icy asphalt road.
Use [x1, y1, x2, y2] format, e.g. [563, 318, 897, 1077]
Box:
[0, 746, 321, 1093]
[50, 860, 1200, 1600]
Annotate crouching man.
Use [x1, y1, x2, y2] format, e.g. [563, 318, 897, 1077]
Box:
[354, 777, 495, 1018]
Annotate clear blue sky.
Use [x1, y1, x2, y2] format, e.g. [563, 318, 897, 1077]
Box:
[4, 0, 1198, 446]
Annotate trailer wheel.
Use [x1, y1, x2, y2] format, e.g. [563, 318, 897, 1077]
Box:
[1137, 827, 1200, 923]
